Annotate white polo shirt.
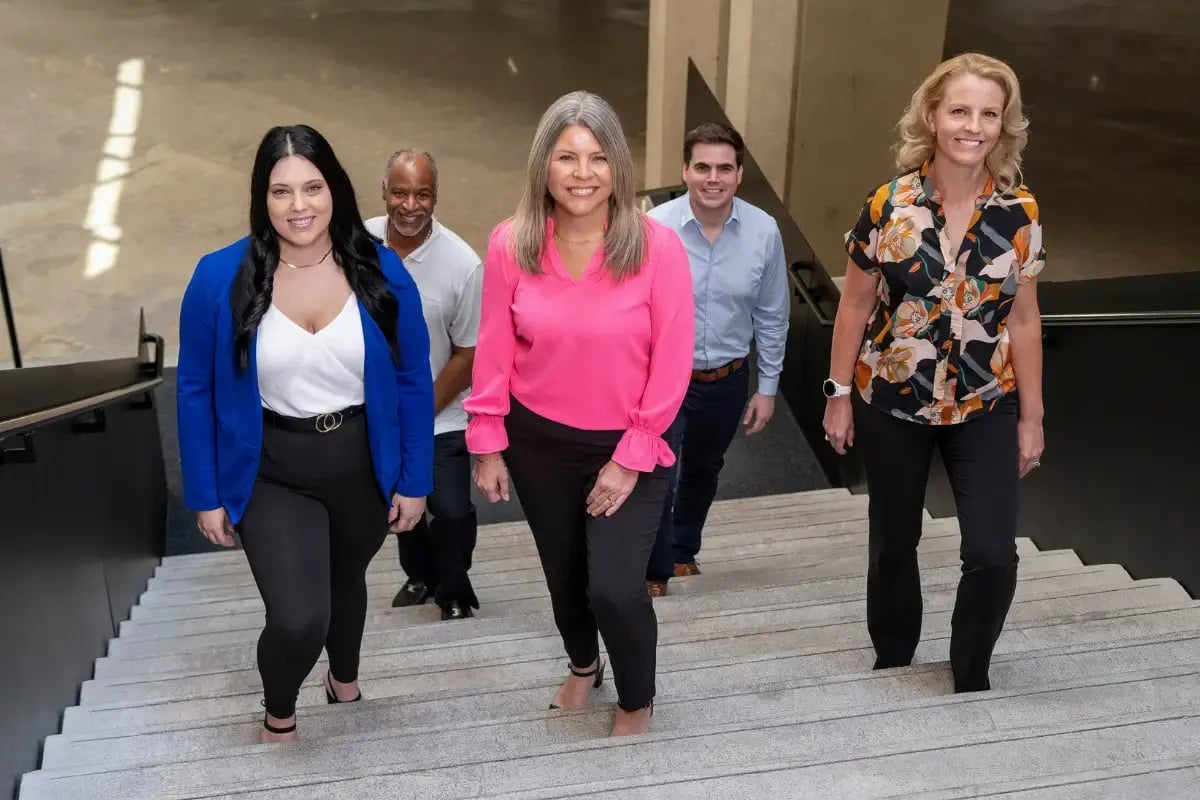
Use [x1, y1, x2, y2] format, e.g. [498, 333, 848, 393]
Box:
[364, 216, 482, 435]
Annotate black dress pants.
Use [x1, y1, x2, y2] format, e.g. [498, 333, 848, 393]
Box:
[396, 430, 479, 609]
[504, 397, 668, 711]
[238, 412, 389, 718]
[855, 396, 1020, 692]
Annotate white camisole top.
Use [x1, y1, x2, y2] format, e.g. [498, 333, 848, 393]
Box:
[256, 294, 366, 417]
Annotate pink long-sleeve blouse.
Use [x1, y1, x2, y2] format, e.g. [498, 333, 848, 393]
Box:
[463, 216, 695, 472]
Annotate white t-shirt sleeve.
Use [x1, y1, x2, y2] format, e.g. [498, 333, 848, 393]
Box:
[450, 261, 482, 348]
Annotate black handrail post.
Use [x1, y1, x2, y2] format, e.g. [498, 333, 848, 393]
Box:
[0, 247, 23, 368]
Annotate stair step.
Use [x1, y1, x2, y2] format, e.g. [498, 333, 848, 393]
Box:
[111, 527, 1017, 659]
[98, 550, 1086, 679]
[59, 586, 1195, 735]
[118, 546, 1087, 643]
[84, 564, 1129, 703]
[902, 758, 1200, 799]
[155, 489, 857, 569]
[21, 670, 1200, 799]
[139, 504, 897, 596]
[40, 632, 1200, 772]
[129, 546, 1084, 627]
[134, 517, 959, 611]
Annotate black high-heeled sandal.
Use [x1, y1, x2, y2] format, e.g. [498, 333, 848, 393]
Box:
[548, 658, 606, 710]
[261, 700, 296, 735]
[325, 670, 362, 704]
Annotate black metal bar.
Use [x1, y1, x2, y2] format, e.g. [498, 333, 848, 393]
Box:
[0, 433, 35, 464]
[0, 247, 22, 368]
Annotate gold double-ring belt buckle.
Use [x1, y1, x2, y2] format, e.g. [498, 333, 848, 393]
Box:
[315, 411, 344, 433]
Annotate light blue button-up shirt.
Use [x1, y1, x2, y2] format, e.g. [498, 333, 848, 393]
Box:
[648, 195, 789, 395]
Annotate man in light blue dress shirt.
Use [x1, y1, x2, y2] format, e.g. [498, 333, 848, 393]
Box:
[645, 122, 790, 595]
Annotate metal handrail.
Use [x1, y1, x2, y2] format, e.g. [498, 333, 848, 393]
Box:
[0, 247, 21, 367]
[0, 377, 161, 438]
[787, 262, 1199, 329]
[1040, 310, 1200, 326]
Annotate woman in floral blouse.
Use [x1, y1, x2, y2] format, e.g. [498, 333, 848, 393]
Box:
[823, 52, 1045, 692]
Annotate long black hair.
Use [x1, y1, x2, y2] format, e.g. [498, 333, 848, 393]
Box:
[231, 124, 398, 368]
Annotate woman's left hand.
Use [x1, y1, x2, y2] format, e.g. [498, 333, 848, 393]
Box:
[1018, 418, 1044, 478]
[389, 494, 427, 532]
[586, 461, 639, 517]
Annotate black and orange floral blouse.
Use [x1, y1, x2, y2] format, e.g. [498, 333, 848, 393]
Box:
[844, 160, 1045, 425]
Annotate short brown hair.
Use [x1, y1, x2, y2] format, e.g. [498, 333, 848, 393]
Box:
[683, 122, 745, 167]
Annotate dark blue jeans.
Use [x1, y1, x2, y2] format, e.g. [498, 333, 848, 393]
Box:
[397, 430, 479, 609]
[646, 363, 750, 581]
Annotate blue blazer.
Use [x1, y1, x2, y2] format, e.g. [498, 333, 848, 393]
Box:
[176, 238, 434, 523]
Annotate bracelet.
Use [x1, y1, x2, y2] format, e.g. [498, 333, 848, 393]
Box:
[475, 455, 504, 464]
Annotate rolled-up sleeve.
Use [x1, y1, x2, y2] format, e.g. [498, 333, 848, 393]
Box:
[613, 227, 694, 472]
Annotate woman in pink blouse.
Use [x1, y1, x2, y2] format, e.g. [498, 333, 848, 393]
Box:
[465, 90, 693, 737]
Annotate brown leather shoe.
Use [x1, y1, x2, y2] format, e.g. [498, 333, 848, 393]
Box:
[646, 580, 668, 597]
[673, 561, 701, 577]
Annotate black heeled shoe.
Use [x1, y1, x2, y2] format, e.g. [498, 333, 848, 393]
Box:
[548, 658, 606, 710]
[261, 700, 296, 736]
[325, 670, 362, 704]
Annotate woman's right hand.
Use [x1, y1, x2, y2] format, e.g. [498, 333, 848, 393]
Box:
[196, 507, 236, 547]
[472, 454, 511, 503]
[822, 397, 854, 455]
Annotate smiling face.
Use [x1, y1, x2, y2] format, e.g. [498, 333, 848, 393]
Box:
[266, 155, 332, 249]
[927, 73, 1006, 170]
[546, 124, 612, 220]
[383, 156, 436, 239]
[683, 142, 742, 215]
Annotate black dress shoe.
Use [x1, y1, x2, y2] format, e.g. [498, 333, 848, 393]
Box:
[392, 580, 431, 608]
[440, 600, 474, 620]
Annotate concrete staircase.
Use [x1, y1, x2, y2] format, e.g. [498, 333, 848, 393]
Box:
[18, 489, 1200, 799]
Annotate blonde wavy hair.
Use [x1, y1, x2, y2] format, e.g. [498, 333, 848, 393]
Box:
[510, 91, 645, 280]
[894, 52, 1029, 194]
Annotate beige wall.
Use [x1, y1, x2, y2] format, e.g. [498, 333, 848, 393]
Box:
[724, 0, 801, 199]
[788, 0, 949, 274]
[645, 0, 730, 188]
[646, 0, 949, 274]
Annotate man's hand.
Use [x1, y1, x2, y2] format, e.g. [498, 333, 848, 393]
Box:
[742, 393, 776, 435]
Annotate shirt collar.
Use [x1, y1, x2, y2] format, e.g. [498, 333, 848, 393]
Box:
[681, 195, 740, 228]
[400, 217, 441, 263]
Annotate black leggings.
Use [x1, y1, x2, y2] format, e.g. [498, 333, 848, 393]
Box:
[237, 412, 389, 718]
[855, 396, 1020, 691]
[504, 397, 668, 711]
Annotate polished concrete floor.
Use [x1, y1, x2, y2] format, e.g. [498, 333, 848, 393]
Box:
[3, 0, 1195, 366]
[0, 0, 651, 364]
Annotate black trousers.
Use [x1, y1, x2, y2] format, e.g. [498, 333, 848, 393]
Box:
[647, 362, 750, 580]
[855, 396, 1020, 692]
[396, 430, 479, 609]
[504, 397, 668, 711]
[238, 412, 389, 718]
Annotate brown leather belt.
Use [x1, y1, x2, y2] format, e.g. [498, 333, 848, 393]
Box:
[691, 358, 745, 383]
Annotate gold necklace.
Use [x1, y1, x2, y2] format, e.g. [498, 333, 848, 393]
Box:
[279, 245, 333, 270]
[554, 230, 604, 246]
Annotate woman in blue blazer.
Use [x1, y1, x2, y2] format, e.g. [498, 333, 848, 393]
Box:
[177, 124, 434, 742]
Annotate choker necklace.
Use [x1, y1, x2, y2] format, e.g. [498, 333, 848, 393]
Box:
[280, 245, 333, 270]
[554, 230, 604, 246]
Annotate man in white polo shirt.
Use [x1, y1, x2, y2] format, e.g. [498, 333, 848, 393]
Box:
[365, 149, 483, 620]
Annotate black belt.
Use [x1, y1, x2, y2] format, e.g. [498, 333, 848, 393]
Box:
[263, 404, 365, 434]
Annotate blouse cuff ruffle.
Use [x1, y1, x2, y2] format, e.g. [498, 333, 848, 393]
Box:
[465, 414, 509, 456]
[612, 427, 676, 473]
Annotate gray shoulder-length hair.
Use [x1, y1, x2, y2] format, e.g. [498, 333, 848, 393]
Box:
[509, 90, 645, 280]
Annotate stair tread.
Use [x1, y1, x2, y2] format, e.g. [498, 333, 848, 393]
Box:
[22, 674, 1200, 800]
